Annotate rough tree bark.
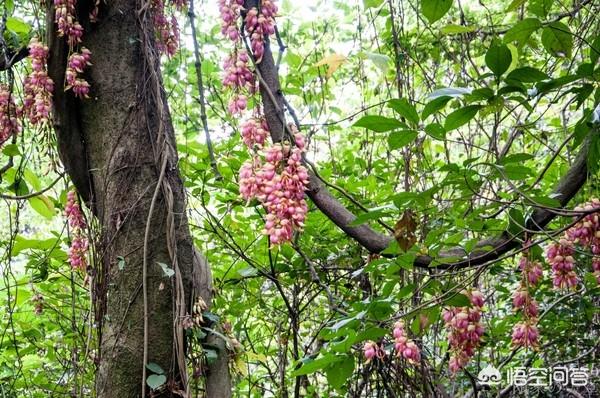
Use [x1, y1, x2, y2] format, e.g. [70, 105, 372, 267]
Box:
[46, 0, 231, 396]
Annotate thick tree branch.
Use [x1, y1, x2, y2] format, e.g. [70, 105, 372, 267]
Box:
[246, 0, 593, 270]
[0, 47, 28, 71]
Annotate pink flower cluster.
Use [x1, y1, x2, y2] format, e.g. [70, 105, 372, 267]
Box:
[66, 48, 92, 98]
[546, 238, 578, 289]
[222, 49, 254, 114]
[219, 0, 244, 42]
[89, 0, 101, 22]
[65, 190, 88, 270]
[363, 341, 384, 362]
[510, 252, 542, 349]
[220, 0, 306, 245]
[512, 288, 538, 318]
[23, 39, 54, 125]
[54, 0, 84, 46]
[511, 320, 539, 349]
[244, 1, 277, 62]
[239, 126, 309, 245]
[442, 290, 485, 373]
[151, 0, 180, 57]
[545, 199, 600, 288]
[240, 116, 269, 148]
[518, 255, 543, 286]
[0, 86, 21, 147]
[392, 320, 421, 363]
[223, 51, 254, 91]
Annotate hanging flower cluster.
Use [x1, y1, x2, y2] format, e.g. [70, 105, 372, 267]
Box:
[0, 85, 21, 146]
[511, 251, 541, 349]
[23, 39, 54, 125]
[54, 0, 84, 46]
[151, 0, 183, 57]
[545, 198, 600, 288]
[65, 190, 89, 270]
[219, 0, 244, 42]
[392, 320, 421, 363]
[66, 48, 92, 98]
[53, 0, 94, 99]
[442, 290, 485, 373]
[220, 0, 309, 245]
[31, 292, 45, 315]
[362, 340, 385, 362]
[239, 122, 309, 245]
[244, 0, 277, 62]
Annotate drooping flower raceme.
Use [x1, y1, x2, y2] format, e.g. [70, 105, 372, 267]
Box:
[392, 320, 421, 363]
[23, 38, 54, 125]
[443, 289, 485, 373]
[238, 125, 309, 245]
[54, 0, 84, 46]
[0, 85, 21, 148]
[65, 190, 89, 270]
[219, 0, 244, 43]
[363, 341, 385, 362]
[511, 320, 539, 349]
[511, 250, 541, 349]
[545, 238, 578, 289]
[518, 256, 544, 286]
[151, 0, 181, 57]
[66, 48, 92, 98]
[244, 0, 278, 63]
[544, 199, 600, 289]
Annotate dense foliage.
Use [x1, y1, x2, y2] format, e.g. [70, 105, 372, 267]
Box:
[0, 0, 599, 397]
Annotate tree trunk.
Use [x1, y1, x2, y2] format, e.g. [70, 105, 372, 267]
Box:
[46, 0, 231, 396]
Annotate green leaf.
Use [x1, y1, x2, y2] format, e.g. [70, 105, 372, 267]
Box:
[11, 236, 59, 256]
[528, 0, 552, 18]
[28, 196, 55, 220]
[506, 0, 527, 12]
[6, 17, 31, 39]
[363, 0, 384, 8]
[397, 283, 416, 299]
[388, 98, 420, 126]
[146, 362, 165, 375]
[348, 209, 390, 226]
[361, 51, 390, 73]
[541, 22, 573, 58]
[353, 115, 405, 132]
[424, 123, 446, 140]
[503, 18, 541, 48]
[422, 96, 451, 120]
[292, 355, 342, 376]
[485, 44, 512, 78]
[146, 374, 166, 390]
[506, 66, 549, 83]
[2, 144, 20, 156]
[117, 256, 126, 270]
[325, 355, 354, 391]
[440, 24, 475, 35]
[590, 35, 600, 65]
[499, 153, 534, 164]
[388, 130, 418, 150]
[428, 87, 472, 99]
[444, 293, 471, 307]
[421, 0, 453, 24]
[157, 262, 175, 278]
[204, 348, 219, 364]
[444, 105, 481, 131]
[502, 164, 533, 180]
